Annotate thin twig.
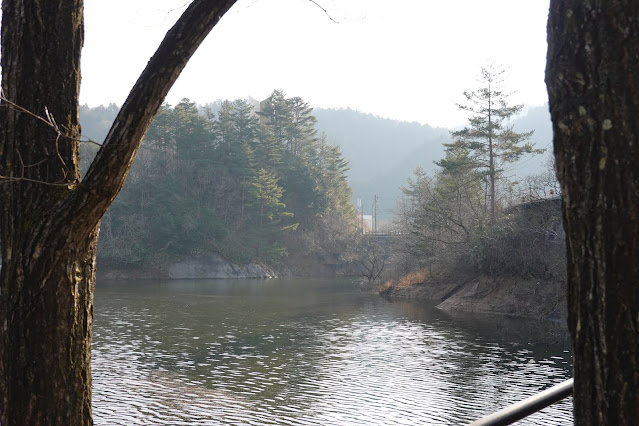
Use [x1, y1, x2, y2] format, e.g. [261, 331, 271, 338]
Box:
[0, 174, 80, 187]
[308, 0, 338, 23]
[54, 133, 71, 179]
[81, 138, 103, 147]
[0, 92, 103, 147]
[0, 92, 83, 186]
[1, 93, 61, 131]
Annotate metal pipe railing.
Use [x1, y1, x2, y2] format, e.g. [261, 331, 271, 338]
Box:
[469, 378, 573, 426]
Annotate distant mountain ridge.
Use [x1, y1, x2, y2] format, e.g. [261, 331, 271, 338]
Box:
[313, 105, 552, 221]
[313, 107, 449, 221]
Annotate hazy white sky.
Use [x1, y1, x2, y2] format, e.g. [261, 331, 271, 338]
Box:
[81, 0, 550, 128]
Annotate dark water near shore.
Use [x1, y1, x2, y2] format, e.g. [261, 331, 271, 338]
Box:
[92, 278, 572, 425]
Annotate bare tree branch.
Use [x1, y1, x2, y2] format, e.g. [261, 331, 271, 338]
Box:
[78, 0, 237, 219]
[0, 91, 64, 135]
[307, 0, 339, 23]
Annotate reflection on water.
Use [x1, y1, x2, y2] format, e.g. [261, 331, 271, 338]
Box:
[92, 278, 572, 425]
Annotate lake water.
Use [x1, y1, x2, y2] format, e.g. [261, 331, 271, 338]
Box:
[92, 278, 573, 425]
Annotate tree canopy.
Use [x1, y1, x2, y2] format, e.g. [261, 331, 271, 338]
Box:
[98, 93, 356, 269]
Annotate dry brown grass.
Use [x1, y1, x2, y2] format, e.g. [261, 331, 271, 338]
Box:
[382, 269, 430, 290]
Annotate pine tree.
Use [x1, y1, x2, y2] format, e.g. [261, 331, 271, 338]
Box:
[258, 89, 291, 146]
[213, 99, 259, 227]
[441, 63, 542, 220]
[287, 96, 319, 158]
[248, 168, 296, 260]
[313, 134, 353, 217]
[173, 98, 214, 160]
[255, 123, 284, 171]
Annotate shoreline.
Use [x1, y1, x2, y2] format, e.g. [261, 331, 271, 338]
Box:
[381, 272, 568, 325]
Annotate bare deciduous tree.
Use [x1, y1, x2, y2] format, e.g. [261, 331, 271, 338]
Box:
[347, 237, 389, 285]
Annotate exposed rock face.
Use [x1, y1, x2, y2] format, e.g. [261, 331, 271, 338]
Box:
[167, 253, 275, 279]
[435, 276, 567, 323]
[98, 253, 276, 280]
[383, 273, 567, 324]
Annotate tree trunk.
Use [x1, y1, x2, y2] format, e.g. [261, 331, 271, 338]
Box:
[0, 226, 99, 424]
[0, 2, 91, 422]
[0, 1, 237, 424]
[546, 1, 639, 424]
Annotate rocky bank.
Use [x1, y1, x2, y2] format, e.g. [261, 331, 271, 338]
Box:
[98, 252, 276, 280]
[381, 272, 567, 324]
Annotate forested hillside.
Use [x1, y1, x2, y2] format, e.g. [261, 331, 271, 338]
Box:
[80, 102, 552, 227]
[81, 92, 356, 272]
[78, 97, 553, 273]
[314, 108, 449, 220]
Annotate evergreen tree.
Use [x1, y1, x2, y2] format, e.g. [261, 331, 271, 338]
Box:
[255, 123, 284, 171]
[212, 99, 260, 226]
[287, 96, 319, 158]
[258, 89, 291, 146]
[173, 98, 214, 160]
[249, 168, 296, 260]
[278, 154, 319, 226]
[145, 104, 178, 153]
[441, 63, 541, 220]
[214, 100, 235, 148]
[259, 90, 320, 227]
[313, 134, 353, 217]
[96, 93, 357, 268]
[229, 99, 261, 151]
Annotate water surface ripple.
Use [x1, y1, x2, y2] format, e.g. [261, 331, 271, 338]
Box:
[92, 278, 572, 425]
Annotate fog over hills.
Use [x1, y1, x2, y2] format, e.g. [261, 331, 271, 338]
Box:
[313, 108, 447, 221]
[509, 104, 554, 177]
[314, 105, 553, 221]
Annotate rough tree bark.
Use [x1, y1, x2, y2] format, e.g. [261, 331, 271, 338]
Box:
[0, 1, 236, 424]
[546, 1, 639, 424]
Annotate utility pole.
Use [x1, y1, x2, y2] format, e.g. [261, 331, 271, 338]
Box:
[373, 195, 379, 234]
[372, 200, 374, 234]
[357, 198, 363, 234]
